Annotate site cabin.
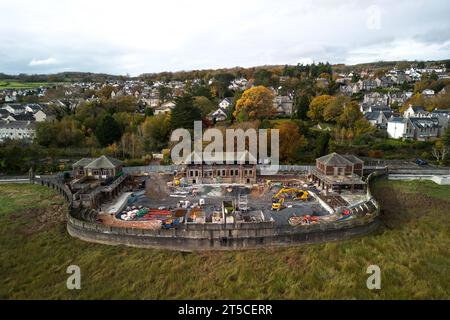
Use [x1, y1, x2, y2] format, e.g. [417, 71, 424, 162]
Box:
[309, 153, 366, 194]
[183, 151, 257, 185]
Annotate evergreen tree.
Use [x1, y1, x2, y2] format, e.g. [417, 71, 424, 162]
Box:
[95, 114, 123, 147]
[170, 94, 202, 130]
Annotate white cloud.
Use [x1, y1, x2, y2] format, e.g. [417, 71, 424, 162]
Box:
[0, 0, 449, 75]
[29, 57, 58, 67]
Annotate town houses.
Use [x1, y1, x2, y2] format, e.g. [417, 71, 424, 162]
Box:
[0, 102, 56, 142]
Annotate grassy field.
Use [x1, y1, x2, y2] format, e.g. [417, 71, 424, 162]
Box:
[0, 179, 449, 299]
[0, 80, 57, 89]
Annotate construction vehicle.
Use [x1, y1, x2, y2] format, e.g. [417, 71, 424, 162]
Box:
[161, 218, 180, 229]
[273, 188, 310, 201]
[271, 187, 310, 211]
[271, 197, 285, 211]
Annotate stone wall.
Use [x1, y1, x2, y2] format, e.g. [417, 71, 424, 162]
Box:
[32, 176, 382, 251]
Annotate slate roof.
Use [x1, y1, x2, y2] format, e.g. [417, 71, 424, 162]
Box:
[316, 153, 354, 167]
[388, 116, 408, 123]
[409, 117, 440, 129]
[83, 155, 123, 169]
[410, 106, 425, 112]
[0, 120, 36, 129]
[72, 158, 96, 168]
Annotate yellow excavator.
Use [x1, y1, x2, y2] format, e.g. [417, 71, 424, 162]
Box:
[271, 197, 285, 211]
[271, 188, 310, 211]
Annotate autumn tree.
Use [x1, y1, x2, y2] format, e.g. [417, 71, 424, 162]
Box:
[307, 95, 335, 122]
[277, 121, 307, 163]
[338, 101, 365, 128]
[142, 114, 172, 152]
[324, 96, 350, 123]
[193, 96, 216, 117]
[233, 86, 275, 121]
[401, 93, 425, 112]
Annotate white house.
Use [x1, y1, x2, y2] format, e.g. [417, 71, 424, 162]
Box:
[387, 117, 415, 139]
[219, 98, 234, 110]
[403, 106, 428, 118]
[208, 108, 228, 122]
[0, 120, 36, 142]
[2, 104, 26, 115]
[422, 89, 435, 97]
[387, 117, 440, 141]
[33, 109, 54, 122]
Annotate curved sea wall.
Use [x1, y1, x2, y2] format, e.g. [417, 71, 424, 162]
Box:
[32, 175, 382, 251]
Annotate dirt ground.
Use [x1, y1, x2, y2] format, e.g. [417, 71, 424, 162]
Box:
[11, 204, 67, 235]
[98, 213, 161, 230]
[145, 173, 172, 201]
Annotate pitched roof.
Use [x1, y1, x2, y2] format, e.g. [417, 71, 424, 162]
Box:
[83, 155, 122, 169]
[316, 153, 353, 167]
[0, 120, 36, 129]
[410, 106, 425, 112]
[409, 117, 440, 129]
[72, 158, 96, 168]
[388, 116, 408, 123]
[342, 154, 364, 164]
[364, 112, 380, 121]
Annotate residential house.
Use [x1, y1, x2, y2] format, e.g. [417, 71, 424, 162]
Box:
[387, 117, 440, 141]
[208, 108, 228, 122]
[360, 103, 391, 114]
[2, 103, 26, 115]
[363, 92, 389, 105]
[219, 97, 234, 110]
[364, 111, 393, 129]
[422, 89, 435, 97]
[361, 79, 378, 91]
[339, 84, 354, 96]
[387, 117, 415, 140]
[431, 109, 450, 136]
[403, 106, 429, 118]
[0, 120, 36, 142]
[154, 101, 176, 115]
[273, 95, 294, 116]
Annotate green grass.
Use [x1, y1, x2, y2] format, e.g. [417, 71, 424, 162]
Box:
[0, 180, 449, 299]
[0, 81, 57, 89]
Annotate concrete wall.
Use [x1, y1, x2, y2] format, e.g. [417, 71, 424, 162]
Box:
[388, 174, 450, 185]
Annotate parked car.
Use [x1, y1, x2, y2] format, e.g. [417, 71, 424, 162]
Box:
[415, 159, 428, 166]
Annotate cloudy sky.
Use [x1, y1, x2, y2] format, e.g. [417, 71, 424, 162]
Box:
[1, 0, 449, 75]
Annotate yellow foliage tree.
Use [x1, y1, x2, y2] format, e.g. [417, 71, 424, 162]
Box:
[400, 93, 425, 112]
[277, 121, 307, 163]
[233, 86, 275, 121]
[307, 95, 335, 122]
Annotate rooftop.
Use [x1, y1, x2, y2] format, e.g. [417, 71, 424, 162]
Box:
[316, 153, 363, 167]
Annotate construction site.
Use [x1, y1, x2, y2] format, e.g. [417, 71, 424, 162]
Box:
[93, 153, 378, 232]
